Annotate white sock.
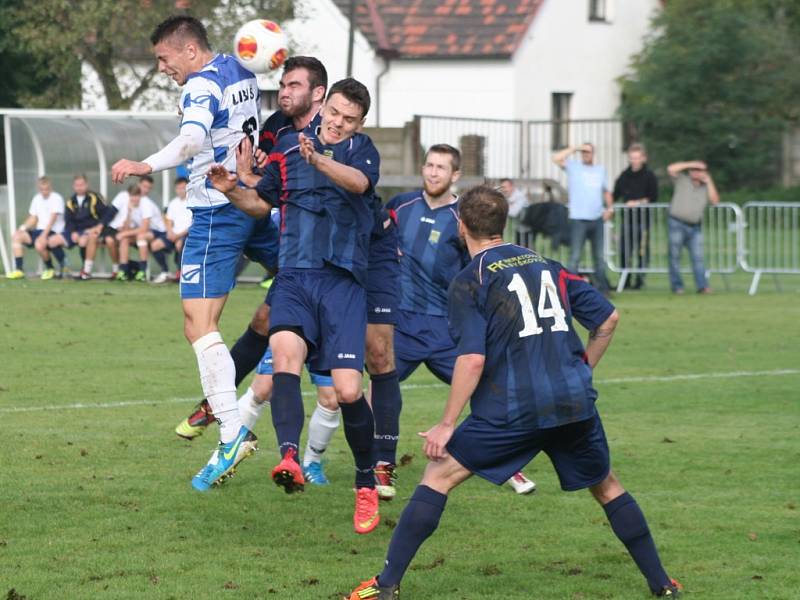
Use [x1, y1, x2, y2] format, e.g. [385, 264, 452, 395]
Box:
[303, 403, 340, 466]
[237, 387, 269, 432]
[192, 331, 241, 443]
[112, 262, 119, 271]
[84, 259, 94, 273]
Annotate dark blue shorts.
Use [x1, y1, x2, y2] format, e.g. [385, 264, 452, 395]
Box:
[267, 267, 366, 372]
[447, 411, 610, 491]
[180, 204, 279, 299]
[23, 229, 58, 247]
[65, 229, 93, 248]
[394, 309, 458, 383]
[366, 220, 399, 325]
[151, 230, 174, 251]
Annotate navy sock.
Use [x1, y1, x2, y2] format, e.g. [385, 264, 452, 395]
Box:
[44, 258, 54, 269]
[340, 396, 376, 488]
[153, 249, 168, 272]
[379, 485, 447, 587]
[603, 492, 671, 593]
[138, 260, 147, 272]
[230, 325, 270, 387]
[270, 372, 304, 460]
[52, 246, 65, 266]
[79, 247, 86, 262]
[14, 256, 23, 270]
[122, 262, 131, 276]
[371, 370, 402, 464]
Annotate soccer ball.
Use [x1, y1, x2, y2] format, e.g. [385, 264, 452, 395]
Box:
[233, 19, 288, 74]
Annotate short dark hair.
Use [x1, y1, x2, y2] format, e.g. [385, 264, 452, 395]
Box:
[425, 144, 461, 172]
[175, 177, 188, 185]
[284, 56, 328, 93]
[128, 183, 142, 196]
[500, 178, 513, 185]
[459, 185, 508, 239]
[327, 78, 370, 118]
[73, 174, 87, 182]
[150, 15, 211, 50]
[139, 175, 154, 184]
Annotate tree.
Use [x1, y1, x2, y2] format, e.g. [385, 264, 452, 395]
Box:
[3, 0, 295, 110]
[619, 0, 800, 189]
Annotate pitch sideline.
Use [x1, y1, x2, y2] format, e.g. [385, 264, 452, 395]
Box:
[0, 368, 797, 414]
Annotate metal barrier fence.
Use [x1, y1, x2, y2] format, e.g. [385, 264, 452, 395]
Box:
[415, 115, 623, 181]
[507, 202, 800, 294]
[740, 202, 800, 294]
[416, 115, 524, 179]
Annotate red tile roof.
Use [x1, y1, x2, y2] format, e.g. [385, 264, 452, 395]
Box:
[331, 0, 544, 59]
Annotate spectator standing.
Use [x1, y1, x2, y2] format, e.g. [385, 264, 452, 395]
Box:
[7, 176, 66, 280]
[613, 144, 658, 289]
[553, 143, 613, 294]
[64, 174, 107, 280]
[666, 161, 719, 294]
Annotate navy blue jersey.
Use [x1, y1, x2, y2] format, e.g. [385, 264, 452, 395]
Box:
[255, 124, 380, 286]
[258, 110, 293, 154]
[448, 243, 615, 429]
[258, 110, 323, 154]
[386, 191, 469, 317]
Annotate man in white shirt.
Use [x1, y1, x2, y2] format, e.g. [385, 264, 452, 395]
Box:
[115, 183, 166, 281]
[103, 175, 156, 278]
[7, 176, 66, 280]
[151, 177, 192, 283]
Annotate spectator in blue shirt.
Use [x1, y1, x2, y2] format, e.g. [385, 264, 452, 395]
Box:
[553, 143, 613, 294]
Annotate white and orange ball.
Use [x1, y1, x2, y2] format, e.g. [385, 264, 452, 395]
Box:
[233, 19, 288, 74]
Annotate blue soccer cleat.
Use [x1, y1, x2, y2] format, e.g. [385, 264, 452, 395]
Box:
[302, 461, 330, 485]
[191, 427, 257, 491]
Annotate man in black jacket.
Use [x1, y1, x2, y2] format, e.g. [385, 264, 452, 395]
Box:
[64, 174, 107, 280]
[612, 144, 658, 289]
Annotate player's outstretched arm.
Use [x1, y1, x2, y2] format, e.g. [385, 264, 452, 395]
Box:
[420, 353, 484, 461]
[111, 125, 206, 184]
[207, 165, 271, 218]
[298, 133, 370, 194]
[584, 309, 619, 369]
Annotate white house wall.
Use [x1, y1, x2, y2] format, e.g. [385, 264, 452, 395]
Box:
[513, 0, 660, 121]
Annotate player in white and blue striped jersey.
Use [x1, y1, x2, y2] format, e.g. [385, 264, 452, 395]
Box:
[111, 16, 278, 492]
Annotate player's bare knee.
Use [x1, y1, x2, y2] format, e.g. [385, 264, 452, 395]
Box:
[420, 456, 468, 495]
[590, 471, 625, 505]
[250, 303, 270, 336]
[316, 386, 339, 410]
[251, 375, 273, 402]
[335, 384, 362, 404]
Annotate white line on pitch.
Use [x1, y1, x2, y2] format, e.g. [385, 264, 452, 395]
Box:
[0, 368, 797, 414]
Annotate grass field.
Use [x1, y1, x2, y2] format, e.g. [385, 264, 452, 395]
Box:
[1, 278, 799, 599]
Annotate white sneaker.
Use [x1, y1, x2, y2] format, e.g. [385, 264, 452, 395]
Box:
[153, 271, 170, 284]
[507, 471, 536, 494]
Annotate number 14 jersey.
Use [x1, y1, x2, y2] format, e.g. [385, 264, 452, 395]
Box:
[179, 54, 260, 208]
[447, 243, 615, 429]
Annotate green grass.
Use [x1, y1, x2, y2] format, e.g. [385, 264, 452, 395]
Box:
[1, 279, 799, 600]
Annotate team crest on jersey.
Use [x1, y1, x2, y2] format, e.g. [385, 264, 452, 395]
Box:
[181, 264, 202, 284]
[428, 229, 441, 244]
[323, 149, 334, 158]
[188, 93, 213, 107]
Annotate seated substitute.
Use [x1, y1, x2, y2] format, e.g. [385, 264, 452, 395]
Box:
[63, 174, 107, 280]
[348, 185, 681, 600]
[7, 176, 66, 280]
[153, 176, 192, 282]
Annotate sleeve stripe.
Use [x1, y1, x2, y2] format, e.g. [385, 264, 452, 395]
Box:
[181, 120, 208, 135]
